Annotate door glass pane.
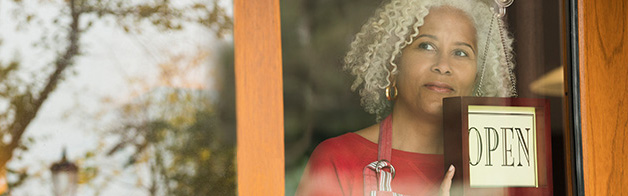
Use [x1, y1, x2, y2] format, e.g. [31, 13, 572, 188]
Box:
[282, 0, 571, 195]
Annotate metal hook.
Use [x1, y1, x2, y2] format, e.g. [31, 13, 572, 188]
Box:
[494, 0, 514, 18]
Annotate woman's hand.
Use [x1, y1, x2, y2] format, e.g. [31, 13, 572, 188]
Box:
[439, 165, 456, 196]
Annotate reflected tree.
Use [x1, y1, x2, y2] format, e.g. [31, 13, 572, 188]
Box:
[98, 48, 235, 195]
[0, 0, 232, 191]
[107, 87, 235, 196]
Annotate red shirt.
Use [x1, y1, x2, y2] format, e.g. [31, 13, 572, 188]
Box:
[296, 132, 445, 196]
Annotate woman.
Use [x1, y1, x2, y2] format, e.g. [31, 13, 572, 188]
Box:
[296, 0, 515, 195]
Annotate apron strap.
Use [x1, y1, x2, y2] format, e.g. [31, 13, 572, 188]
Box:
[377, 115, 393, 161]
[363, 115, 404, 196]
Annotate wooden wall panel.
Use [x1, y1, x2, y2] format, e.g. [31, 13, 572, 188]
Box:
[234, 0, 284, 195]
[578, 0, 628, 195]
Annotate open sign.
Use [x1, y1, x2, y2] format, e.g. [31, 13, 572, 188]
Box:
[467, 105, 538, 187]
[443, 97, 553, 195]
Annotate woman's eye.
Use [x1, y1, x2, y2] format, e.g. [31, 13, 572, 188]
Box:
[454, 50, 468, 57]
[418, 43, 435, 51]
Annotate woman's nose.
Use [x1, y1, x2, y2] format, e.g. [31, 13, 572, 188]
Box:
[431, 55, 452, 75]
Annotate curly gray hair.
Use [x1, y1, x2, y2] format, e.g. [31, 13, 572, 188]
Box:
[344, 0, 516, 119]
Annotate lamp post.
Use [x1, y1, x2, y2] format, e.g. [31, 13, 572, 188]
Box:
[50, 149, 78, 196]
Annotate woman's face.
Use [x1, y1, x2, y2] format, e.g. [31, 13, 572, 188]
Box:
[395, 6, 477, 117]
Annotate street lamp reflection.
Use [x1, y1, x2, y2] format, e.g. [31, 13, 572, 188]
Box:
[50, 149, 78, 196]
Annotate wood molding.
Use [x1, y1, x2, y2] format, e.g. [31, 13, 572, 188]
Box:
[561, 0, 574, 195]
[234, 0, 285, 195]
[578, 0, 628, 195]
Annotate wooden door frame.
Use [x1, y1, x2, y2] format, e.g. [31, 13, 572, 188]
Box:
[234, 0, 285, 195]
[573, 0, 628, 195]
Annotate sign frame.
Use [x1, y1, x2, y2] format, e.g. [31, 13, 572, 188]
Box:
[443, 97, 553, 196]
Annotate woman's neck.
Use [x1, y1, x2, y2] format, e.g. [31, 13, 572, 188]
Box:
[390, 104, 444, 154]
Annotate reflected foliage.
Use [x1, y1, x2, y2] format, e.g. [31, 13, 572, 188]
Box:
[0, 0, 233, 194]
[108, 88, 235, 196]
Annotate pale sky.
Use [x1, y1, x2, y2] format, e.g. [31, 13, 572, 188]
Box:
[0, 0, 232, 195]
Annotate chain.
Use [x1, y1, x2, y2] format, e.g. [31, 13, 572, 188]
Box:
[475, 14, 496, 97]
[497, 18, 518, 97]
[476, 7, 518, 97]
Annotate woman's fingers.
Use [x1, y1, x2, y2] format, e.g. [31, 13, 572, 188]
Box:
[440, 164, 456, 196]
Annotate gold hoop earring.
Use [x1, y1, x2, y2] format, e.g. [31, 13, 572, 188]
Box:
[385, 84, 398, 101]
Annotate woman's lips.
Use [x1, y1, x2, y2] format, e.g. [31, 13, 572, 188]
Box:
[424, 82, 454, 93]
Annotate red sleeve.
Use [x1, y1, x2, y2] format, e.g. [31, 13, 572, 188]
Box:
[295, 139, 347, 196]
